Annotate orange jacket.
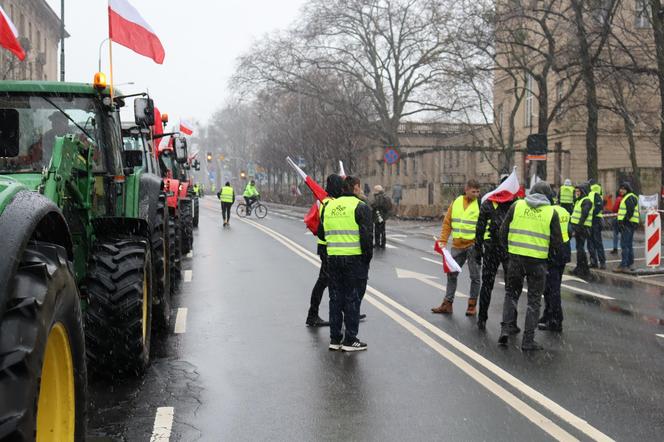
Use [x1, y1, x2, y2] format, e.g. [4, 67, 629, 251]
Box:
[439, 196, 477, 250]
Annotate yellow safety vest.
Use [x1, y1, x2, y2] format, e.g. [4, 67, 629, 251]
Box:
[507, 200, 554, 259]
[588, 191, 603, 219]
[559, 185, 574, 204]
[570, 196, 593, 227]
[553, 205, 570, 243]
[317, 197, 332, 246]
[220, 186, 234, 203]
[483, 201, 498, 240]
[590, 183, 603, 195]
[450, 196, 479, 240]
[323, 196, 362, 256]
[617, 193, 640, 224]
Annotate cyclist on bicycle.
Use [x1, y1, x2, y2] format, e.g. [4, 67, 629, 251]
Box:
[243, 180, 260, 215]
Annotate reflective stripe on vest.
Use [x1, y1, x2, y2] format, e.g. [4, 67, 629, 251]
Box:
[617, 193, 640, 224]
[317, 198, 332, 245]
[484, 201, 498, 240]
[570, 196, 593, 227]
[323, 196, 362, 255]
[220, 186, 234, 203]
[553, 205, 570, 243]
[559, 185, 574, 204]
[450, 196, 479, 240]
[507, 200, 554, 259]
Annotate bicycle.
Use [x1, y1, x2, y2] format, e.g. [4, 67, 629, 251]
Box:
[236, 199, 268, 219]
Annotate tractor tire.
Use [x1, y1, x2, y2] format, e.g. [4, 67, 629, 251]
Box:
[0, 241, 87, 441]
[169, 215, 182, 295]
[180, 199, 194, 255]
[192, 197, 199, 228]
[152, 197, 171, 331]
[85, 239, 152, 377]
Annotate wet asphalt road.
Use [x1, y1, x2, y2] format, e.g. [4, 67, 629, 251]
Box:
[87, 196, 664, 441]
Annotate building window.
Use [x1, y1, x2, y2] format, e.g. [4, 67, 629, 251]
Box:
[635, 0, 649, 28]
[412, 156, 418, 176]
[524, 73, 534, 128]
[592, 0, 611, 25]
[403, 158, 408, 176]
[496, 103, 504, 129]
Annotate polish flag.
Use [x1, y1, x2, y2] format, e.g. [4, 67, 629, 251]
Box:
[286, 156, 328, 202]
[481, 168, 520, 203]
[434, 240, 462, 273]
[0, 7, 25, 61]
[180, 119, 194, 136]
[108, 0, 165, 64]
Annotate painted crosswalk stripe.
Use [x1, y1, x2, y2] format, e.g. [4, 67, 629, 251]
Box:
[174, 308, 188, 334]
[183, 270, 192, 282]
[150, 407, 174, 441]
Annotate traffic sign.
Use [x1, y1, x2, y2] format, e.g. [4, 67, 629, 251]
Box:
[645, 211, 661, 267]
[384, 147, 399, 165]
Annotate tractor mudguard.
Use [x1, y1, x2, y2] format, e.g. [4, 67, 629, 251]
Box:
[164, 178, 180, 211]
[139, 173, 163, 226]
[178, 181, 189, 199]
[0, 190, 73, 317]
[92, 217, 150, 240]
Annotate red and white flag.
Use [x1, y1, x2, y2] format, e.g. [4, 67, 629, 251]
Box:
[180, 119, 194, 136]
[286, 156, 328, 202]
[481, 168, 520, 203]
[0, 6, 25, 61]
[434, 240, 462, 273]
[108, 0, 165, 64]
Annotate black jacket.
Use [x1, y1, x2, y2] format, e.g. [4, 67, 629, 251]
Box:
[499, 199, 563, 261]
[318, 193, 373, 263]
[475, 199, 512, 249]
[371, 192, 393, 222]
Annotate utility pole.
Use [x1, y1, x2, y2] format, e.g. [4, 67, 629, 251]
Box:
[60, 0, 65, 81]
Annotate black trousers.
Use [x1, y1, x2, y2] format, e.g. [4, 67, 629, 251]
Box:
[374, 222, 386, 248]
[221, 202, 232, 222]
[542, 261, 565, 326]
[588, 219, 606, 266]
[574, 226, 590, 275]
[478, 244, 509, 322]
[328, 256, 368, 342]
[501, 254, 546, 342]
[308, 252, 328, 319]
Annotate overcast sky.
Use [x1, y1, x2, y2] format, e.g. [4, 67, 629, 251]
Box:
[44, 0, 306, 126]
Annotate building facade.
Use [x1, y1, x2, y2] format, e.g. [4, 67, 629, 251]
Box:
[0, 0, 65, 81]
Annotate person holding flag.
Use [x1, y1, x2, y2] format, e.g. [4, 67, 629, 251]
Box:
[431, 179, 482, 316]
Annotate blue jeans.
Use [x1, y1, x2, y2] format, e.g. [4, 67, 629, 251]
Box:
[620, 223, 635, 268]
[328, 256, 369, 342]
[612, 218, 621, 250]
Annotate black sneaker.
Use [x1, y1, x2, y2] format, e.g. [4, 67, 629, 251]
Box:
[329, 338, 342, 351]
[538, 322, 562, 332]
[505, 324, 521, 335]
[609, 249, 618, 255]
[477, 319, 486, 331]
[498, 333, 509, 346]
[359, 313, 367, 321]
[521, 340, 544, 351]
[341, 338, 367, 352]
[306, 316, 330, 327]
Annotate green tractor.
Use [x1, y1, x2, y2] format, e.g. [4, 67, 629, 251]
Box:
[0, 81, 164, 440]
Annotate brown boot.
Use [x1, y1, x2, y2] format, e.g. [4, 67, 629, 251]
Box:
[432, 300, 453, 314]
[465, 298, 477, 316]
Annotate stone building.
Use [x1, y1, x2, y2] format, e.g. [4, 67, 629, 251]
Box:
[0, 0, 65, 81]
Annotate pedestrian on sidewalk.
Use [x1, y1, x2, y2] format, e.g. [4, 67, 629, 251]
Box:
[559, 179, 575, 214]
[217, 182, 235, 226]
[306, 174, 344, 327]
[498, 182, 562, 351]
[570, 183, 593, 277]
[431, 179, 481, 316]
[539, 201, 571, 333]
[610, 190, 623, 254]
[474, 177, 515, 331]
[371, 185, 393, 249]
[614, 182, 640, 273]
[319, 176, 373, 351]
[392, 183, 403, 214]
[587, 181, 606, 269]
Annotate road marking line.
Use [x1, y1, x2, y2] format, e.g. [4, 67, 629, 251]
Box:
[395, 267, 468, 298]
[174, 308, 187, 334]
[657, 334, 664, 339]
[241, 218, 612, 441]
[385, 244, 398, 249]
[390, 234, 408, 238]
[389, 237, 406, 243]
[498, 281, 615, 301]
[421, 256, 442, 265]
[183, 270, 192, 282]
[150, 406, 174, 441]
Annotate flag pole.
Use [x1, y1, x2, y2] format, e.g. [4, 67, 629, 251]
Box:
[108, 38, 114, 99]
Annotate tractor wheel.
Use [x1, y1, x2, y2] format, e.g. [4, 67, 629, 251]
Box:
[152, 197, 171, 331]
[169, 215, 182, 294]
[192, 197, 199, 228]
[180, 199, 194, 255]
[85, 239, 152, 377]
[0, 241, 86, 441]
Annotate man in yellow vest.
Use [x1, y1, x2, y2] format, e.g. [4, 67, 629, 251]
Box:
[306, 174, 343, 327]
[539, 199, 571, 332]
[614, 182, 640, 273]
[570, 183, 593, 277]
[559, 179, 575, 214]
[498, 182, 562, 351]
[319, 176, 373, 351]
[217, 181, 235, 226]
[587, 181, 606, 269]
[432, 179, 482, 315]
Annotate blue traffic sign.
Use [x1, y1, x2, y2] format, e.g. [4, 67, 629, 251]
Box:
[384, 148, 400, 165]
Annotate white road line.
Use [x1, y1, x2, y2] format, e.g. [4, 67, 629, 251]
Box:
[656, 334, 664, 339]
[240, 218, 612, 442]
[498, 281, 615, 301]
[389, 237, 406, 243]
[385, 244, 398, 249]
[421, 256, 442, 266]
[150, 407, 174, 441]
[390, 234, 408, 238]
[183, 270, 192, 282]
[174, 308, 188, 334]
